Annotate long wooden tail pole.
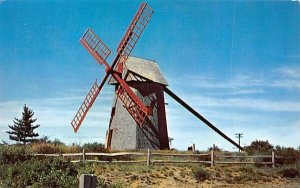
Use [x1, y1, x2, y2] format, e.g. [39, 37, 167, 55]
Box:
[164, 87, 244, 151]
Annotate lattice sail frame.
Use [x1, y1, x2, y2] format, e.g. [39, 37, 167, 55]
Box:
[71, 80, 100, 132]
[80, 28, 111, 67]
[71, 3, 154, 132]
[116, 3, 153, 71]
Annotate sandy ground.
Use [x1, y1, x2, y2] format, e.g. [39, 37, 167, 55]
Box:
[90, 163, 300, 187]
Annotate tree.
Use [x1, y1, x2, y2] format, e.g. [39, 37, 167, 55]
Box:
[6, 105, 40, 144]
[51, 138, 65, 146]
[37, 135, 50, 143]
[207, 145, 222, 152]
[245, 140, 273, 154]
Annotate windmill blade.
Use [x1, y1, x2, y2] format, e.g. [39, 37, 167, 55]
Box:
[115, 2, 154, 68]
[103, 3, 153, 126]
[71, 80, 101, 132]
[71, 61, 115, 132]
[164, 87, 244, 151]
[112, 73, 148, 126]
[80, 28, 111, 69]
[72, 3, 153, 132]
[107, 2, 154, 92]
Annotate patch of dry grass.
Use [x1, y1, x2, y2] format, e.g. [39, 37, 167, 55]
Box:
[87, 163, 300, 187]
[30, 142, 81, 154]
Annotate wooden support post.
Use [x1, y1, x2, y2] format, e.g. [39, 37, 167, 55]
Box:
[147, 149, 151, 166]
[211, 150, 214, 167]
[79, 174, 97, 188]
[272, 151, 275, 168]
[83, 149, 86, 163]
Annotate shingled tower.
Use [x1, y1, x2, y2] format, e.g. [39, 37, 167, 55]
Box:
[106, 56, 169, 150]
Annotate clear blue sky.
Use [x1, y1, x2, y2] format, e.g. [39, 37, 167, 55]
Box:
[0, 0, 299, 151]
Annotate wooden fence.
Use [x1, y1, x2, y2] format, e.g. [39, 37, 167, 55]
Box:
[33, 149, 278, 168]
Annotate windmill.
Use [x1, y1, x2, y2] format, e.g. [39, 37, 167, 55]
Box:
[71, 3, 244, 151]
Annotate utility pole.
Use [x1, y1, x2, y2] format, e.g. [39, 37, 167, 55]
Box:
[235, 133, 243, 152]
[168, 137, 174, 148]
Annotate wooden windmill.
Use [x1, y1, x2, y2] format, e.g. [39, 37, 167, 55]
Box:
[71, 3, 244, 151]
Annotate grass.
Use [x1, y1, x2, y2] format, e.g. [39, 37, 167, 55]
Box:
[85, 162, 300, 187]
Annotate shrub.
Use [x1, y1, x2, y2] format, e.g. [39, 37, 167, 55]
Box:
[30, 142, 82, 154]
[30, 142, 61, 154]
[245, 140, 273, 155]
[83, 142, 105, 152]
[51, 138, 65, 145]
[191, 166, 210, 182]
[0, 157, 78, 187]
[275, 146, 300, 165]
[207, 145, 222, 152]
[110, 180, 125, 188]
[233, 175, 243, 183]
[240, 165, 255, 175]
[97, 177, 106, 187]
[62, 144, 82, 153]
[0, 145, 79, 187]
[279, 165, 300, 178]
[0, 145, 31, 165]
[168, 170, 175, 176]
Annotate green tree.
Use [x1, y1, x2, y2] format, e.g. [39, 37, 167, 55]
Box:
[245, 140, 273, 154]
[6, 105, 40, 144]
[51, 138, 65, 146]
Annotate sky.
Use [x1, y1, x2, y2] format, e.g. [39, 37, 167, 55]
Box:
[0, 0, 299, 151]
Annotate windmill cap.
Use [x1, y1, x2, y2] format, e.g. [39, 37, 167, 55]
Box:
[109, 56, 168, 86]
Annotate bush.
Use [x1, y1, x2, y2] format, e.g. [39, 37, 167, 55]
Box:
[30, 142, 61, 154]
[0, 145, 31, 165]
[63, 144, 82, 153]
[83, 142, 105, 152]
[191, 166, 210, 182]
[110, 180, 125, 188]
[0, 157, 78, 187]
[30, 142, 82, 154]
[207, 145, 222, 152]
[51, 138, 65, 145]
[240, 165, 255, 175]
[279, 166, 299, 178]
[275, 146, 300, 165]
[0, 145, 79, 187]
[245, 140, 273, 155]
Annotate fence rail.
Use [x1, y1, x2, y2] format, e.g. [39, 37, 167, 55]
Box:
[31, 149, 285, 168]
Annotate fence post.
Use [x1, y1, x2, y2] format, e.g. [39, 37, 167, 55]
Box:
[83, 149, 86, 163]
[272, 151, 275, 168]
[147, 149, 151, 166]
[211, 150, 214, 167]
[79, 174, 97, 188]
